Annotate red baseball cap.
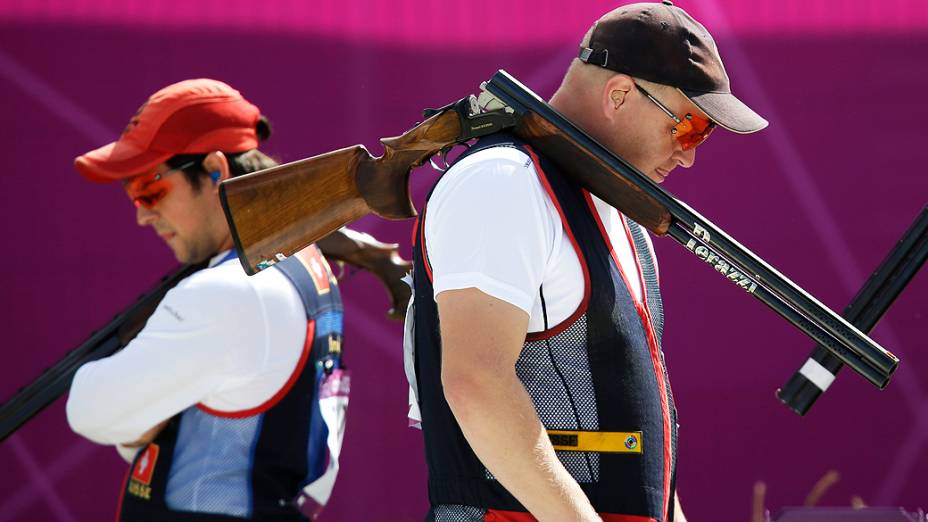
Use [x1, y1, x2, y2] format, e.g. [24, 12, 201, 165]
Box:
[75, 79, 261, 182]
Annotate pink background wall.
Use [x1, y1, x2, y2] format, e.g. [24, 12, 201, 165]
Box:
[1, 1, 926, 520]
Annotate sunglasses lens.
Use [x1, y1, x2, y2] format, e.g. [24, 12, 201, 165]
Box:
[674, 115, 715, 151]
[132, 190, 166, 209]
[126, 172, 170, 209]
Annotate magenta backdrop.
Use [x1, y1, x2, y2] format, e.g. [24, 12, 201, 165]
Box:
[1, 1, 926, 521]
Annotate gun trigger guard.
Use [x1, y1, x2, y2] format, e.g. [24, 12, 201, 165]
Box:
[429, 145, 452, 173]
[422, 94, 513, 172]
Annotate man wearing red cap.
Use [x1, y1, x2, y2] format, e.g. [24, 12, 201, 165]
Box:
[67, 79, 348, 521]
[407, 2, 767, 521]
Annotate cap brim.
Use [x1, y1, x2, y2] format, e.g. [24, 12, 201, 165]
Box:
[75, 140, 172, 183]
[682, 89, 768, 134]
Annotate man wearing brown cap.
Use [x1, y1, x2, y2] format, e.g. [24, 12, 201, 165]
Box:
[407, 2, 766, 521]
[66, 79, 348, 521]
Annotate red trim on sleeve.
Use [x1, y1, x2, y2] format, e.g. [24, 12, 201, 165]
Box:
[197, 320, 315, 418]
[583, 190, 672, 521]
[522, 145, 590, 342]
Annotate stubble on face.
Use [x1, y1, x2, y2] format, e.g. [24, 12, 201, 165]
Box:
[624, 82, 704, 184]
[599, 110, 675, 184]
[144, 171, 222, 264]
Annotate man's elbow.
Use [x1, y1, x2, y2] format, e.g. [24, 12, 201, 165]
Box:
[441, 364, 507, 422]
[65, 388, 122, 444]
[65, 392, 104, 442]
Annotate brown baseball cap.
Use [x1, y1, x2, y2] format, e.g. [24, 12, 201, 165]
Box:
[75, 79, 261, 182]
[579, 0, 767, 134]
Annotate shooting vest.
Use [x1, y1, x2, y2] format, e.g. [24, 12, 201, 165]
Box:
[118, 246, 348, 521]
[410, 135, 678, 522]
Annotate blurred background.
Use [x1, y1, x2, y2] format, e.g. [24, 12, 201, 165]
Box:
[1, 0, 926, 520]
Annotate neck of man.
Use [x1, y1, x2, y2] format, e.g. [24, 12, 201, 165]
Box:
[216, 232, 234, 254]
[549, 88, 600, 142]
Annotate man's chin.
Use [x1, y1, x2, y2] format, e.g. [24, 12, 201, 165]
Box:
[170, 250, 191, 264]
[167, 244, 196, 264]
[649, 168, 670, 184]
[174, 248, 212, 265]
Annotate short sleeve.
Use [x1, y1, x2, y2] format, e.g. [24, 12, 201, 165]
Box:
[423, 147, 561, 315]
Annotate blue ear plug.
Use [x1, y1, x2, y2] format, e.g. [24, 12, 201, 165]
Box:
[209, 171, 221, 183]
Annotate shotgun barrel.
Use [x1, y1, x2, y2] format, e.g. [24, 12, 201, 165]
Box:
[217, 69, 899, 393]
[481, 70, 898, 388]
[0, 264, 202, 442]
[0, 226, 411, 441]
[777, 206, 927, 415]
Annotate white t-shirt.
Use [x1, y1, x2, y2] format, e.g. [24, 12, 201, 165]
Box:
[66, 250, 307, 446]
[424, 146, 657, 332]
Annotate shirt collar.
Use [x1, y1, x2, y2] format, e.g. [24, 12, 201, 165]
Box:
[208, 249, 238, 268]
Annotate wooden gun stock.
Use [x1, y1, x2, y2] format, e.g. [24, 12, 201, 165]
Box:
[220, 109, 462, 275]
[317, 228, 412, 320]
[220, 69, 898, 395]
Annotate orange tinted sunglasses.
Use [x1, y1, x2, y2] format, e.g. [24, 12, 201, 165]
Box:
[635, 83, 715, 151]
[124, 161, 196, 209]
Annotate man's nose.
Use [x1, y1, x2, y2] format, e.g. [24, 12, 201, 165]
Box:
[675, 146, 696, 168]
[136, 205, 158, 225]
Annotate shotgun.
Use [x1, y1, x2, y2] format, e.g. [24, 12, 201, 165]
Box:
[0, 228, 410, 441]
[0, 263, 204, 442]
[777, 205, 927, 415]
[219, 69, 899, 393]
[317, 228, 411, 320]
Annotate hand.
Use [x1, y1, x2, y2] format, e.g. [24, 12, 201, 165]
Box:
[122, 419, 169, 448]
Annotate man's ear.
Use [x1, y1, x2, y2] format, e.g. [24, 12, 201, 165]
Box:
[602, 74, 635, 121]
[201, 151, 231, 188]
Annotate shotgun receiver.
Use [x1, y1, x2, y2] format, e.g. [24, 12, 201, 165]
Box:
[219, 69, 899, 393]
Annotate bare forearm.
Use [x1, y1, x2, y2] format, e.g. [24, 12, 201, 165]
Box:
[437, 288, 599, 521]
[445, 371, 599, 521]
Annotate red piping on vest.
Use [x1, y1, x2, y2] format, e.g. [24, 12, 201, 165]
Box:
[197, 320, 315, 418]
[523, 145, 591, 342]
[115, 466, 131, 522]
[584, 191, 672, 522]
[418, 206, 435, 283]
[411, 215, 420, 248]
[484, 508, 657, 522]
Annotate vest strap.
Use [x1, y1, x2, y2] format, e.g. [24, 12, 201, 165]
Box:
[547, 430, 643, 454]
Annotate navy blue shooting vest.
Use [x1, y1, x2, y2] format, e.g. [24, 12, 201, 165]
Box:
[118, 245, 345, 521]
[411, 135, 678, 521]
